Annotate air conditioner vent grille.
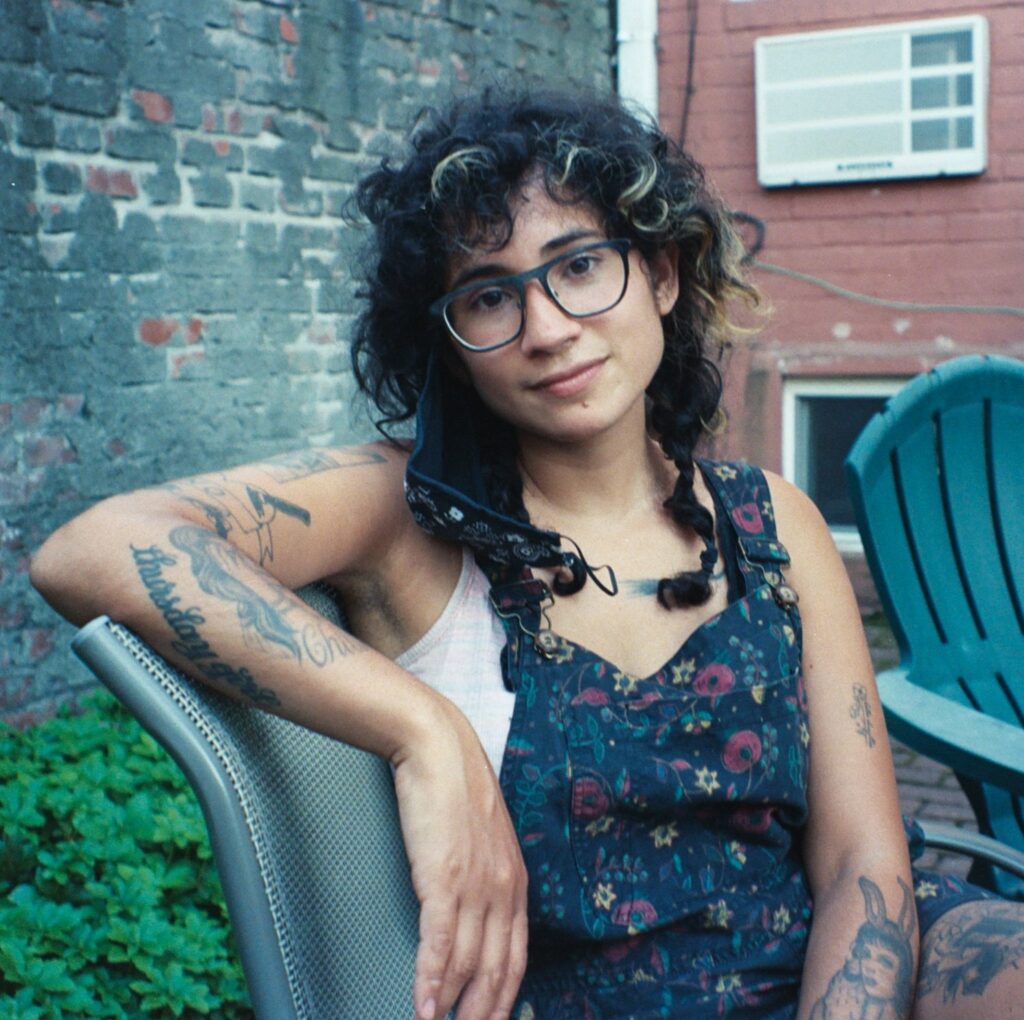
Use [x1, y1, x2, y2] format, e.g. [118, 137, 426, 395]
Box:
[755, 16, 988, 187]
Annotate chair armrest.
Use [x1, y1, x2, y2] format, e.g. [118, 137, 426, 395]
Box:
[878, 668, 1024, 796]
[918, 821, 1024, 881]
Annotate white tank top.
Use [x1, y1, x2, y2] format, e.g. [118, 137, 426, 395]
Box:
[396, 547, 514, 773]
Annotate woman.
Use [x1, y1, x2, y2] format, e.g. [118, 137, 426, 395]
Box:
[31, 86, 1024, 1020]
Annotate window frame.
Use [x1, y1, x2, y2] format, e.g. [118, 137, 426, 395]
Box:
[781, 376, 907, 554]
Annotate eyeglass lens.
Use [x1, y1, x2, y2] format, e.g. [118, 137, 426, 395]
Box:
[445, 243, 627, 349]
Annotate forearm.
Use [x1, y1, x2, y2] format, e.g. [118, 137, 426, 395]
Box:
[797, 861, 918, 1020]
[31, 499, 440, 762]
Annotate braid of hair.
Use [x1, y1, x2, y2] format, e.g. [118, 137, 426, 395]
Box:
[647, 346, 723, 609]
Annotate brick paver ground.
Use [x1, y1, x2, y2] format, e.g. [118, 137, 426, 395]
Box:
[893, 739, 976, 878]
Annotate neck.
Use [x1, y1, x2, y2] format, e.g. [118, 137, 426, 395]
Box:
[517, 413, 676, 528]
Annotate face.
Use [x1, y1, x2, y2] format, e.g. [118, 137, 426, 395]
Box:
[442, 181, 679, 448]
[857, 940, 901, 999]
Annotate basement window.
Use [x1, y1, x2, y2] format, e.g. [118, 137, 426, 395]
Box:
[782, 378, 906, 551]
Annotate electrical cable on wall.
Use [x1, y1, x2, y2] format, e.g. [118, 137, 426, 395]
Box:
[676, 14, 1018, 320]
[730, 211, 1024, 319]
[678, 0, 698, 149]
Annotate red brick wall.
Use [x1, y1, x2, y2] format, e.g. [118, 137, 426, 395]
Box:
[658, 0, 1024, 469]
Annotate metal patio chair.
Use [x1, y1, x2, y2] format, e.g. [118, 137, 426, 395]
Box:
[72, 583, 420, 1020]
[846, 353, 1024, 898]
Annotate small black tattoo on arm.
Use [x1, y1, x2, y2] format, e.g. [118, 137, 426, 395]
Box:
[157, 476, 312, 567]
[810, 876, 916, 1019]
[850, 683, 877, 748]
[917, 902, 1024, 1003]
[131, 543, 281, 708]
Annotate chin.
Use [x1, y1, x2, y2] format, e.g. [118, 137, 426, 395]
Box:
[521, 408, 630, 447]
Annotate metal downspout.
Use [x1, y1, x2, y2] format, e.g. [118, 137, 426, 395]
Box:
[615, 0, 659, 121]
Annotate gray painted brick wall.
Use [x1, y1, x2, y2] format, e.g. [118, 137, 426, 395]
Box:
[1, 0, 612, 724]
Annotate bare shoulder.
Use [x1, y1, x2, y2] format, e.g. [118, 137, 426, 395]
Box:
[243, 438, 456, 590]
[759, 468, 854, 605]
[246, 441, 406, 485]
[300, 441, 463, 654]
[761, 469, 835, 560]
[139, 437, 461, 651]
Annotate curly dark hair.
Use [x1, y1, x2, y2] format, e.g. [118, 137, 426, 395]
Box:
[351, 84, 758, 607]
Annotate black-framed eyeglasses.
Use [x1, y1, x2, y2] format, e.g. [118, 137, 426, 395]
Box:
[430, 238, 632, 352]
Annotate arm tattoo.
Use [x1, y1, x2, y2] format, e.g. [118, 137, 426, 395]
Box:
[257, 447, 386, 483]
[850, 684, 877, 748]
[168, 524, 360, 666]
[131, 543, 281, 708]
[810, 877, 916, 1019]
[170, 525, 302, 658]
[158, 476, 311, 567]
[917, 901, 1024, 1003]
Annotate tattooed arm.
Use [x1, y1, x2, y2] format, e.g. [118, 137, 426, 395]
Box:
[768, 473, 918, 1020]
[31, 441, 465, 749]
[31, 443, 529, 1020]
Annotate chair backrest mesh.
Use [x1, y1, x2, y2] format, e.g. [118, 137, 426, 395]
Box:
[81, 582, 419, 1019]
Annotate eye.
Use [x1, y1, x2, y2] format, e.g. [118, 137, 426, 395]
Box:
[563, 251, 601, 278]
[465, 284, 516, 314]
[552, 246, 610, 291]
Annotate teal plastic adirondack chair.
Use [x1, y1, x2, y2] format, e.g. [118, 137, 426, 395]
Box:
[846, 354, 1024, 898]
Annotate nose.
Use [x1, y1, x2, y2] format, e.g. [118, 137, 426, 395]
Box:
[518, 278, 580, 355]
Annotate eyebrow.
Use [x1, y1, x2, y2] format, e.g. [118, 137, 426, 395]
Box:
[447, 228, 604, 291]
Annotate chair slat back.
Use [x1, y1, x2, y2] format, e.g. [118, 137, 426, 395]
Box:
[847, 356, 1024, 708]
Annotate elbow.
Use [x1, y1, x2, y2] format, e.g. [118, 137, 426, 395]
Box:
[30, 514, 95, 625]
[29, 493, 148, 625]
[29, 533, 59, 601]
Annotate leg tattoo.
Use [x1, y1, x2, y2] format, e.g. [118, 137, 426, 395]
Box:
[917, 901, 1024, 1004]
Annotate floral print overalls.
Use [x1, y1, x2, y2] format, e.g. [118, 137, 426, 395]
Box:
[484, 460, 812, 1018]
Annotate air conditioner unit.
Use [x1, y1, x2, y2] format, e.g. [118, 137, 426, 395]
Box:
[755, 16, 988, 187]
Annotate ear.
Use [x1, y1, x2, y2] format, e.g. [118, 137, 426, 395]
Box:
[896, 877, 916, 938]
[858, 876, 887, 927]
[646, 243, 680, 316]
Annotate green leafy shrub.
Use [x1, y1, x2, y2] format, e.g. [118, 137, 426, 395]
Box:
[0, 691, 253, 1018]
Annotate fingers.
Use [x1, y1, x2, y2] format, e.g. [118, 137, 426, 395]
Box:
[397, 710, 529, 1020]
[415, 894, 528, 1020]
[491, 905, 530, 1020]
[453, 872, 529, 1020]
[440, 904, 488, 1019]
[414, 896, 457, 1020]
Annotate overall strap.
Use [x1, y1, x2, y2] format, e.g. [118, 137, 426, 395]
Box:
[475, 555, 562, 669]
[698, 459, 795, 600]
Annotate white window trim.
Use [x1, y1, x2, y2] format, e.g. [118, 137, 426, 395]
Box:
[781, 377, 906, 554]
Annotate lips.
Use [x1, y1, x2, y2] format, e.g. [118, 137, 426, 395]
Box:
[529, 358, 606, 398]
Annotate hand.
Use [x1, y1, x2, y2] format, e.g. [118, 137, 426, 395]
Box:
[392, 699, 528, 1020]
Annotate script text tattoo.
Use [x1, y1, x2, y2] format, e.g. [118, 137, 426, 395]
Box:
[131, 543, 281, 707]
